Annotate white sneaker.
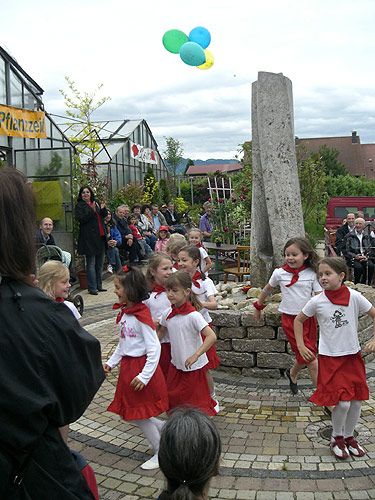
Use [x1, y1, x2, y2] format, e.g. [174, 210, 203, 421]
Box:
[140, 453, 159, 470]
[107, 264, 113, 273]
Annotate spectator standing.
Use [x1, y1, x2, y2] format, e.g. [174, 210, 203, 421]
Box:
[199, 201, 214, 242]
[344, 218, 375, 285]
[335, 213, 355, 255]
[75, 186, 108, 295]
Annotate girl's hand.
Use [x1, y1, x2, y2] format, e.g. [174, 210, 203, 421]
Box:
[153, 318, 160, 328]
[185, 353, 199, 369]
[364, 339, 375, 354]
[297, 345, 315, 362]
[130, 377, 145, 391]
[103, 363, 111, 376]
[253, 309, 261, 322]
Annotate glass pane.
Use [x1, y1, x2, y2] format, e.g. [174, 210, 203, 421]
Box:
[0, 58, 6, 104]
[333, 206, 358, 218]
[10, 70, 22, 108]
[23, 88, 37, 111]
[15, 148, 71, 177]
[362, 207, 375, 218]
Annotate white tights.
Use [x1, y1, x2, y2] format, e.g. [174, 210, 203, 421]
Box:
[130, 417, 165, 453]
[331, 400, 362, 439]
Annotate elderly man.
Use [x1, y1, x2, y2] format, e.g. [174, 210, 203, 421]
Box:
[112, 205, 139, 263]
[164, 201, 187, 235]
[37, 217, 56, 245]
[335, 213, 355, 255]
[199, 201, 214, 242]
[344, 218, 375, 284]
[150, 203, 167, 232]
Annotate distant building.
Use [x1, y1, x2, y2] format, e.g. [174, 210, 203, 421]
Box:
[186, 162, 243, 176]
[296, 132, 375, 180]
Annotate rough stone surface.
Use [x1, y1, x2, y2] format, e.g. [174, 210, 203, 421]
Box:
[250, 72, 304, 286]
[247, 326, 276, 339]
[219, 351, 255, 368]
[242, 309, 265, 327]
[242, 367, 281, 378]
[264, 303, 283, 326]
[210, 310, 241, 326]
[257, 352, 293, 368]
[233, 339, 285, 353]
[219, 327, 247, 339]
[215, 339, 233, 351]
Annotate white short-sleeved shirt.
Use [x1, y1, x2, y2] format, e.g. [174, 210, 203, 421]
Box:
[160, 309, 208, 371]
[302, 288, 372, 356]
[63, 300, 81, 320]
[143, 291, 171, 343]
[269, 267, 322, 315]
[106, 314, 161, 385]
[199, 247, 209, 276]
[192, 277, 217, 323]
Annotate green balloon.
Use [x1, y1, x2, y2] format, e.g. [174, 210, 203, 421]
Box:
[162, 29, 189, 54]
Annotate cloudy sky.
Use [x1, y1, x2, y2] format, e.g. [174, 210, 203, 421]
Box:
[2, 0, 374, 159]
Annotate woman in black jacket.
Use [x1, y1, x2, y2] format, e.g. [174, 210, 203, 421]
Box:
[75, 186, 108, 295]
[0, 168, 104, 499]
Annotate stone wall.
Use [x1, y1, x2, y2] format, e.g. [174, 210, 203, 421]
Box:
[212, 283, 375, 378]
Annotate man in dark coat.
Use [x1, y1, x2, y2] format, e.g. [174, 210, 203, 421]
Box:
[164, 201, 187, 235]
[36, 217, 56, 245]
[335, 213, 355, 255]
[344, 217, 375, 284]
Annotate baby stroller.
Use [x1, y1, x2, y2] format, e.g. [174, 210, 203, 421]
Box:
[35, 244, 84, 315]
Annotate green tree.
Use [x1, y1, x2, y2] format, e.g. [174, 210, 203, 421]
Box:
[159, 177, 170, 203]
[59, 77, 111, 200]
[310, 145, 346, 177]
[184, 158, 194, 175]
[162, 136, 184, 179]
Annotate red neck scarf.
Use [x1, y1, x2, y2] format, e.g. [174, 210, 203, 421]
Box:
[173, 262, 179, 270]
[56, 297, 65, 303]
[167, 301, 196, 320]
[196, 243, 203, 248]
[191, 270, 202, 288]
[325, 285, 350, 306]
[153, 284, 166, 298]
[112, 302, 155, 329]
[282, 264, 307, 287]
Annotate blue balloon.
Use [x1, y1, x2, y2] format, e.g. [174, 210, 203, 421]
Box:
[189, 26, 211, 49]
[179, 42, 206, 66]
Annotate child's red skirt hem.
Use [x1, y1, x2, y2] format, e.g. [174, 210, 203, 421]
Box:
[282, 314, 317, 365]
[310, 352, 369, 406]
[107, 355, 169, 421]
[159, 342, 171, 378]
[166, 364, 217, 416]
[201, 324, 220, 370]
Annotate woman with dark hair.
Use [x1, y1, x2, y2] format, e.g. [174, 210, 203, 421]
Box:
[0, 168, 104, 499]
[75, 185, 108, 295]
[158, 408, 221, 500]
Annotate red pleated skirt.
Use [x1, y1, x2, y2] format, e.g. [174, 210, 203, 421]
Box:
[282, 313, 317, 365]
[159, 342, 172, 378]
[107, 355, 169, 421]
[166, 364, 217, 416]
[201, 322, 220, 370]
[310, 352, 369, 407]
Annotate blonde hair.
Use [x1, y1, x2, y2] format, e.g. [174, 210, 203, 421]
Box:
[166, 233, 186, 253]
[146, 252, 173, 285]
[188, 228, 203, 243]
[38, 261, 69, 299]
[165, 271, 202, 311]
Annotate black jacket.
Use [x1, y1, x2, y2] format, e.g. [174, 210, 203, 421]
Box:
[344, 231, 375, 260]
[0, 279, 104, 499]
[36, 229, 56, 246]
[335, 223, 351, 254]
[75, 200, 107, 256]
[164, 209, 181, 226]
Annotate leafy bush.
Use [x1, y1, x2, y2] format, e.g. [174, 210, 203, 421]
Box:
[107, 181, 144, 211]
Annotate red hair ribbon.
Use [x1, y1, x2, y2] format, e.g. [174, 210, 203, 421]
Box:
[122, 265, 129, 273]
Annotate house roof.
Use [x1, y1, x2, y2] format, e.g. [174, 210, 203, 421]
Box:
[297, 134, 374, 178]
[186, 163, 243, 175]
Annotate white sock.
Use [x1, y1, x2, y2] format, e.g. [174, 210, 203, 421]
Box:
[331, 401, 350, 439]
[131, 418, 161, 453]
[149, 417, 165, 433]
[344, 400, 362, 438]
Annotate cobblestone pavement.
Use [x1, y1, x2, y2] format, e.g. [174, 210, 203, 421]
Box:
[69, 277, 375, 499]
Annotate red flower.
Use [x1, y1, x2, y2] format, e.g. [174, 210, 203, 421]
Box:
[224, 227, 228, 232]
[218, 198, 223, 203]
[208, 198, 211, 202]
[232, 197, 237, 202]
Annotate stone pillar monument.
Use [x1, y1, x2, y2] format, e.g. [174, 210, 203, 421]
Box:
[250, 72, 305, 286]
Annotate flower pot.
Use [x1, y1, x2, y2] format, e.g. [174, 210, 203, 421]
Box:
[216, 242, 222, 247]
[77, 271, 87, 290]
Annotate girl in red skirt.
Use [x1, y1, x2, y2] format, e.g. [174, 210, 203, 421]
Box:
[295, 257, 375, 459]
[144, 253, 173, 378]
[254, 237, 321, 394]
[104, 265, 169, 470]
[159, 270, 218, 416]
[178, 245, 220, 409]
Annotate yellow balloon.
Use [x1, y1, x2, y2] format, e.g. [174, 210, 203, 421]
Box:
[197, 49, 214, 70]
